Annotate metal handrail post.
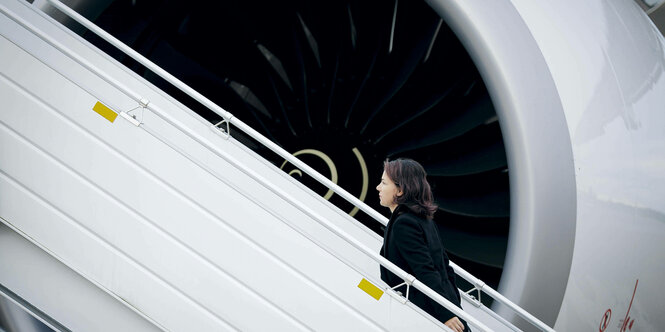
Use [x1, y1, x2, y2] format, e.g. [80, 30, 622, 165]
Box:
[451, 263, 554, 332]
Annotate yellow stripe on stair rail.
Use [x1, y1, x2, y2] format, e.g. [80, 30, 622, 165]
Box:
[358, 278, 383, 301]
[92, 101, 118, 123]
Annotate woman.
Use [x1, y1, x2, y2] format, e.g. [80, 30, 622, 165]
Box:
[377, 158, 469, 332]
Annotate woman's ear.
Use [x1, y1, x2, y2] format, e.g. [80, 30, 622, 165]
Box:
[396, 189, 403, 197]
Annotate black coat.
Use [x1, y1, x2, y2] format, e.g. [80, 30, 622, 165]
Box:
[380, 205, 467, 328]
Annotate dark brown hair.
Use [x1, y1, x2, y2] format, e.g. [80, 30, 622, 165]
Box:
[383, 158, 438, 219]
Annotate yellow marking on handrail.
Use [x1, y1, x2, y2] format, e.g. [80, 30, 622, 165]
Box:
[92, 101, 117, 123]
[358, 278, 383, 301]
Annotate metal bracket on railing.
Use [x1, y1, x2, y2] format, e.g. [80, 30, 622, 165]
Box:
[211, 116, 232, 140]
[464, 280, 486, 308]
[390, 274, 416, 304]
[390, 282, 409, 304]
[119, 98, 149, 127]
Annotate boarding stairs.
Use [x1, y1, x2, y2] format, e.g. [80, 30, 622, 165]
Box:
[0, 0, 553, 331]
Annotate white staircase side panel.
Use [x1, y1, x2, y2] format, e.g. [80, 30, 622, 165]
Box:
[0, 221, 163, 332]
[0, 1, 456, 331]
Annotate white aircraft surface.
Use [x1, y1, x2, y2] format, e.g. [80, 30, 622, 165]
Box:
[1, 0, 664, 331]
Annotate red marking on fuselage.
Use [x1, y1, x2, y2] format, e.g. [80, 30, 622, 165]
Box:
[599, 309, 611, 332]
[620, 279, 639, 332]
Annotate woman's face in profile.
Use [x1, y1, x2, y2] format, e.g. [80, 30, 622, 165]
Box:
[376, 171, 401, 211]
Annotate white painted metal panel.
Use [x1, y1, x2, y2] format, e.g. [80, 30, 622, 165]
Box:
[0, 222, 163, 332]
[507, 0, 665, 330]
